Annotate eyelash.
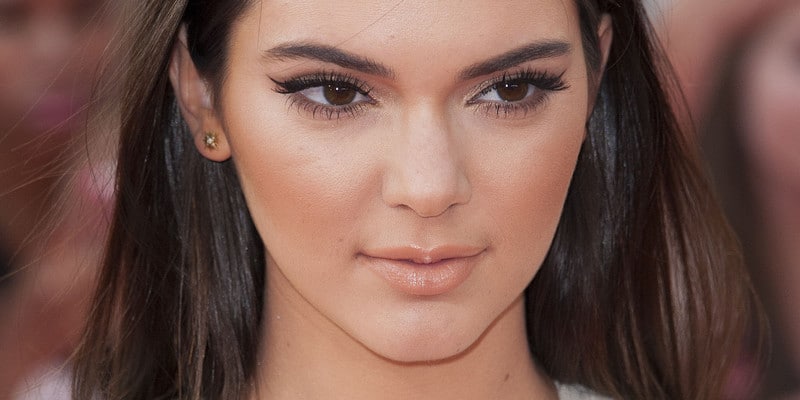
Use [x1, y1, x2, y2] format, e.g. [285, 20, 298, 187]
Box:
[467, 69, 569, 118]
[271, 72, 374, 120]
[270, 68, 568, 121]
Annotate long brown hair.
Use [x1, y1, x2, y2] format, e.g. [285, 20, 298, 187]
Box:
[73, 1, 757, 399]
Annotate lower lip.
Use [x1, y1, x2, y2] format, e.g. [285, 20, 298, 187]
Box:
[360, 252, 482, 296]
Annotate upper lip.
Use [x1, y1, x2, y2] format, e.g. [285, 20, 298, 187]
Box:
[360, 244, 485, 264]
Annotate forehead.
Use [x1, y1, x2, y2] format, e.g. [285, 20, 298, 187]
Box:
[238, 0, 581, 61]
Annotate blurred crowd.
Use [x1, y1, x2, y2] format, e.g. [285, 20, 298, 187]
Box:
[650, 0, 800, 398]
[0, 0, 113, 398]
[0, 0, 797, 398]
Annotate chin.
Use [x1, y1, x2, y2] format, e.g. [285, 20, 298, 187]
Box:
[373, 339, 477, 365]
[345, 293, 525, 365]
[359, 314, 487, 364]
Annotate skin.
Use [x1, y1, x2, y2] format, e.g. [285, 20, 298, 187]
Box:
[171, 1, 612, 399]
[739, 5, 800, 397]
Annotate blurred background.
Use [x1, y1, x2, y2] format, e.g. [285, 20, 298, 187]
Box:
[0, 0, 114, 398]
[0, 0, 797, 398]
[648, 0, 800, 398]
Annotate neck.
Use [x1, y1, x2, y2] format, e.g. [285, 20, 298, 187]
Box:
[254, 263, 556, 400]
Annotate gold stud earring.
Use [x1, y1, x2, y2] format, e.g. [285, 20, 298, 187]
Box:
[203, 132, 218, 150]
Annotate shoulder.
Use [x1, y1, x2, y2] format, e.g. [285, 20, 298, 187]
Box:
[556, 383, 613, 400]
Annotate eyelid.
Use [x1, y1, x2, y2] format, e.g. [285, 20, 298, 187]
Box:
[270, 71, 374, 96]
[465, 68, 569, 119]
[465, 68, 568, 104]
[269, 68, 568, 121]
[270, 71, 377, 120]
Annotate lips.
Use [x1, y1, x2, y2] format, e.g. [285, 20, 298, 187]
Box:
[358, 245, 485, 296]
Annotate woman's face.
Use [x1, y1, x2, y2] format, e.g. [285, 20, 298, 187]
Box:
[204, 0, 598, 362]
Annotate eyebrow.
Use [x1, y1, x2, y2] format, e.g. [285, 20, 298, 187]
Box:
[458, 41, 572, 80]
[263, 42, 395, 78]
[262, 40, 572, 81]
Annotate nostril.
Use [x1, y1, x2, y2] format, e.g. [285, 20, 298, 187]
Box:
[393, 193, 457, 218]
[380, 114, 472, 217]
[383, 174, 471, 218]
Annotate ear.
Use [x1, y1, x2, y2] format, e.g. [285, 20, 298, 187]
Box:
[168, 25, 231, 162]
[587, 14, 614, 118]
[597, 14, 613, 75]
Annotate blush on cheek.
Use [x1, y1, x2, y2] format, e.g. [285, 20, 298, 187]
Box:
[229, 130, 374, 269]
[484, 127, 584, 271]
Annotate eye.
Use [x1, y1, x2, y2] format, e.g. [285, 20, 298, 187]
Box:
[475, 80, 536, 103]
[466, 69, 568, 119]
[298, 83, 370, 107]
[271, 72, 376, 120]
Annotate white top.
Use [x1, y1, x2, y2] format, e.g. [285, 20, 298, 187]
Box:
[12, 365, 610, 400]
[556, 383, 612, 400]
[12, 361, 72, 400]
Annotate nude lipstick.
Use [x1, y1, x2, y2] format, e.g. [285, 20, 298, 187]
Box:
[358, 245, 484, 296]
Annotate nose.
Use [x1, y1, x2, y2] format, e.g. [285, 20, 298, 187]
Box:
[381, 105, 471, 218]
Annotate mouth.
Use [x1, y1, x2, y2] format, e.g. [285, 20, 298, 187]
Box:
[358, 245, 485, 296]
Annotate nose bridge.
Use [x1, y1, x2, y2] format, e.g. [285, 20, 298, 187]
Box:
[381, 103, 470, 217]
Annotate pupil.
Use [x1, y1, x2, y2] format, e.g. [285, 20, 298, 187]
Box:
[324, 84, 357, 105]
[497, 81, 528, 102]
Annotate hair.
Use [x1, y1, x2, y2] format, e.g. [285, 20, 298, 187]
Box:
[73, 0, 757, 399]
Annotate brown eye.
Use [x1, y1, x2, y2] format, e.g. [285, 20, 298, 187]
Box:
[495, 81, 530, 102]
[324, 84, 357, 106]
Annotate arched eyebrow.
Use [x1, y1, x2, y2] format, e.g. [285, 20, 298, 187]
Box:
[458, 41, 571, 80]
[262, 40, 571, 81]
[263, 42, 395, 78]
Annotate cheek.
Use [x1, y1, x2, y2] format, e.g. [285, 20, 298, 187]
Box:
[223, 101, 376, 265]
[467, 100, 587, 282]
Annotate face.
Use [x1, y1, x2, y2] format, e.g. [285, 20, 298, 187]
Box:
[0, 0, 110, 150]
[740, 4, 800, 196]
[196, 0, 599, 363]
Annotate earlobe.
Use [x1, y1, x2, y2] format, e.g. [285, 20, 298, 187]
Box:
[168, 25, 231, 162]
